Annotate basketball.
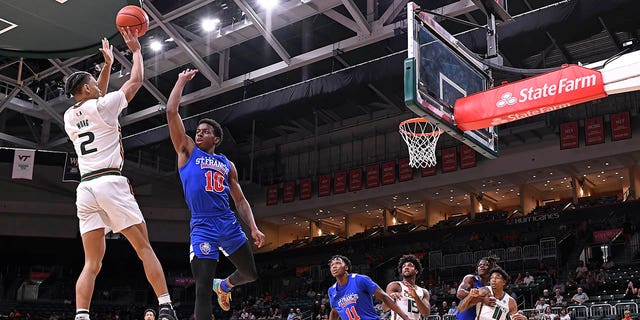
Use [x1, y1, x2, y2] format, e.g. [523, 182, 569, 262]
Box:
[116, 5, 149, 37]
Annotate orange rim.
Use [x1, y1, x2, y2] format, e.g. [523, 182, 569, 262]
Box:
[399, 117, 444, 137]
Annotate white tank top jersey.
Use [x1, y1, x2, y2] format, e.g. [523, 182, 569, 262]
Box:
[476, 287, 512, 320]
[391, 281, 426, 320]
[64, 91, 128, 176]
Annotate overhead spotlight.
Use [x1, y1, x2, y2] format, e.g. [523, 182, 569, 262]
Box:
[149, 40, 163, 52]
[258, 0, 278, 9]
[201, 18, 220, 32]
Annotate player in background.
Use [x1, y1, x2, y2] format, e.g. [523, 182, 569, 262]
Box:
[166, 69, 265, 319]
[457, 267, 526, 320]
[63, 28, 176, 320]
[457, 257, 498, 320]
[328, 255, 411, 320]
[385, 254, 431, 320]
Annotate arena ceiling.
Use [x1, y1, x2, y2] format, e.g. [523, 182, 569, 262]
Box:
[0, 0, 639, 184]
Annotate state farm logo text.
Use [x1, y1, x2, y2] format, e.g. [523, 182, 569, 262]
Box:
[495, 74, 598, 108]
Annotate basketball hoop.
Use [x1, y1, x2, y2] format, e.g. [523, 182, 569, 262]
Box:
[399, 118, 444, 168]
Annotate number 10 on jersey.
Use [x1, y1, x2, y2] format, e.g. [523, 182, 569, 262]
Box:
[205, 171, 224, 192]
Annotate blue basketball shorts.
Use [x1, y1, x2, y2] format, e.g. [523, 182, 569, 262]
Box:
[189, 214, 247, 261]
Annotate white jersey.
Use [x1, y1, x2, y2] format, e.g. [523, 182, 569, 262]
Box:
[391, 281, 427, 320]
[64, 91, 128, 177]
[476, 287, 512, 320]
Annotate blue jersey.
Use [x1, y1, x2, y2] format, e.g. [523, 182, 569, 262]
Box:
[328, 273, 380, 320]
[179, 147, 235, 219]
[457, 275, 484, 320]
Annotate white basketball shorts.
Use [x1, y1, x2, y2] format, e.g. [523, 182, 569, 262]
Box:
[75, 175, 145, 235]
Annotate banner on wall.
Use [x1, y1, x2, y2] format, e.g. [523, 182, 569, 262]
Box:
[318, 174, 331, 197]
[381, 161, 396, 185]
[299, 178, 312, 200]
[366, 164, 379, 188]
[584, 116, 604, 145]
[398, 158, 413, 181]
[610, 112, 631, 141]
[560, 121, 579, 149]
[441, 147, 457, 173]
[12, 149, 35, 180]
[334, 171, 347, 194]
[63, 153, 81, 182]
[349, 168, 362, 191]
[283, 181, 295, 203]
[421, 165, 436, 177]
[266, 184, 279, 205]
[459, 144, 477, 169]
[592, 228, 622, 243]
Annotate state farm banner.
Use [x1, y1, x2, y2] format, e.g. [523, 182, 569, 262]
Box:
[12, 149, 35, 180]
[459, 144, 477, 169]
[584, 116, 604, 145]
[421, 165, 436, 177]
[455, 65, 606, 131]
[592, 228, 622, 243]
[283, 181, 295, 203]
[334, 171, 347, 194]
[266, 184, 279, 205]
[318, 174, 331, 197]
[610, 111, 631, 141]
[381, 161, 396, 185]
[441, 147, 457, 173]
[398, 158, 413, 181]
[560, 121, 579, 149]
[349, 168, 362, 191]
[366, 164, 379, 188]
[299, 178, 312, 200]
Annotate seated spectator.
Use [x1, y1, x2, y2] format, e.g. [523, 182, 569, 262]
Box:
[595, 268, 608, 284]
[559, 309, 570, 320]
[624, 281, 637, 299]
[542, 289, 552, 303]
[554, 289, 565, 304]
[622, 310, 633, 320]
[552, 280, 566, 294]
[575, 261, 588, 281]
[524, 272, 535, 286]
[541, 306, 558, 320]
[287, 309, 297, 320]
[514, 273, 524, 285]
[535, 297, 550, 311]
[571, 287, 589, 305]
[439, 301, 449, 317]
[448, 301, 458, 315]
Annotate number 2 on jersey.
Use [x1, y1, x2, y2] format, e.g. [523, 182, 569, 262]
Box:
[204, 170, 225, 192]
[345, 306, 360, 320]
[78, 132, 97, 155]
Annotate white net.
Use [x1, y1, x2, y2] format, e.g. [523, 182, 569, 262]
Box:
[399, 118, 443, 168]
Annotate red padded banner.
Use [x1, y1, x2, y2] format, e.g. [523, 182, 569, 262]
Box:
[455, 65, 606, 130]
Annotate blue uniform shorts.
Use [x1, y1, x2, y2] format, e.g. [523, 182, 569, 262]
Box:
[189, 214, 247, 261]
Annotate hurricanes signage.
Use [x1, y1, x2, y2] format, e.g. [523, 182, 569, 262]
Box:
[454, 65, 607, 131]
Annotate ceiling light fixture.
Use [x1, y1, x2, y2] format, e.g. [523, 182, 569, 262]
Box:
[201, 18, 220, 32]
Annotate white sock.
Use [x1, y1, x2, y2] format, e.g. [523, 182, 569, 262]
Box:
[158, 293, 172, 306]
[75, 309, 90, 320]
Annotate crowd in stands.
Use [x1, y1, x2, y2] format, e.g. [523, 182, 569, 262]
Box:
[1, 197, 639, 320]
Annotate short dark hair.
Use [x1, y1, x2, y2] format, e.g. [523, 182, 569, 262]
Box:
[144, 308, 156, 318]
[398, 254, 423, 275]
[489, 266, 510, 282]
[198, 118, 223, 146]
[329, 255, 351, 271]
[64, 71, 92, 98]
[479, 256, 499, 269]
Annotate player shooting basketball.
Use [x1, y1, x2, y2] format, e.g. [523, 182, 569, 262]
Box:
[63, 28, 177, 320]
[165, 68, 266, 319]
